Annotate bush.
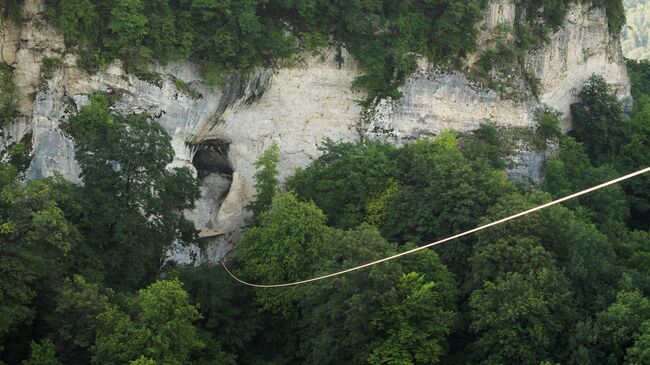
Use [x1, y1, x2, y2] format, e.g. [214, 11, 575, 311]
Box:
[534, 107, 562, 148]
[570, 74, 629, 165]
[0, 62, 19, 126]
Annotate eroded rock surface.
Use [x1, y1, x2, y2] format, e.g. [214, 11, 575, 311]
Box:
[532, 2, 632, 128]
[0, 0, 632, 262]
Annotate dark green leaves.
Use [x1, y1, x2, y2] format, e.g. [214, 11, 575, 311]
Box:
[92, 279, 203, 365]
[570, 74, 629, 165]
[66, 94, 199, 290]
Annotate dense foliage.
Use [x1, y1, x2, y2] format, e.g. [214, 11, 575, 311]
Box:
[39, 0, 625, 100]
[570, 74, 629, 165]
[42, 0, 487, 99]
[0, 62, 19, 127]
[0, 95, 201, 363]
[619, 60, 650, 228]
[64, 94, 200, 289]
[0, 18, 647, 365]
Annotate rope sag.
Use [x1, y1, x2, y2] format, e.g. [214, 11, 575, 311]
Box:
[221, 166, 650, 288]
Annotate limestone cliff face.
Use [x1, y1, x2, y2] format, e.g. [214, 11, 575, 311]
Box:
[366, 0, 631, 142]
[532, 2, 632, 125]
[0, 0, 631, 262]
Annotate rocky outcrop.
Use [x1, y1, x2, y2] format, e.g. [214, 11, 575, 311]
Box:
[364, 66, 536, 144]
[365, 1, 631, 143]
[532, 2, 632, 127]
[0, 0, 632, 262]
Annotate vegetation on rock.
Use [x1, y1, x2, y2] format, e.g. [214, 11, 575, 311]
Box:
[0, 1, 648, 364]
[0, 62, 19, 127]
[622, 0, 650, 60]
[41, 0, 625, 101]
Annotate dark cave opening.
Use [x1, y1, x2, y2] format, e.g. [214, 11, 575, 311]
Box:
[191, 139, 233, 179]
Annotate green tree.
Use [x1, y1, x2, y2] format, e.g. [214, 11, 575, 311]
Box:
[466, 236, 558, 292]
[542, 136, 630, 226]
[382, 137, 513, 278]
[570, 74, 629, 165]
[177, 0, 295, 83]
[54, 0, 100, 46]
[129, 356, 155, 365]
[288, 140, 398, 230]
[92, 279, 203, 365]
[295, 226, 458, 365]
[0, 62, 19, 127]
[535, 106, 563, 144]
[565, 318, 602, 365]
[627, 60, 650, 113]
[3, 133, 33, 173]
[246, 142, 280, 222]
[176, 264, 259, 363]
[104, 0, 150, 72]
[66, 94, 199, 290]
[142, 0, 177, 63]
[383, 137, 512, 244]
[541, 0, 567, 28]
[236, 192, 333, 313]
[595, 290, 650, 364]
[467, 234, 574, 364]
[619, 102, 650, 228]
[460, 123, 506, 169]
[618, 230, 650, 295]
[22, 339, 62, 365]
[627, 321, 650, 365]
[47, 275, 111, 365]
[368, 270, 459, 365]
[594, 0, 627, 33]
[469, 269, 572, 364]
[478, 192, 620, 313]
[365, 179, 399, 227]
[0, 164, 77, 354]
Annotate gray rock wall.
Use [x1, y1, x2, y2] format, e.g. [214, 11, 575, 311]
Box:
[0, 0, 632, 262]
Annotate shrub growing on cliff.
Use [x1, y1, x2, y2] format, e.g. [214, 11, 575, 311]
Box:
[45, 0, 488, 100]
[594, 0, 627, 33]
[0, 62, 19, 127]
[571, 74, 629, 165]
[51, 0, 99, 47]
[103, 0, 151, 73]
[246, 142, 280, 223]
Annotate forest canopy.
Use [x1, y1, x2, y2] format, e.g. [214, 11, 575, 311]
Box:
[0, 0, 647, 364]
[1, 60, 650, 363]
[40, 0, 626, 100]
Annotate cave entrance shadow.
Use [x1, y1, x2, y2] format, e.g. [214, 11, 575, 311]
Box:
[191, 139, 233, 179]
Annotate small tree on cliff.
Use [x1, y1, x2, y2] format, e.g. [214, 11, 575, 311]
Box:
[246, 142, 280, 223]
[570, 74, 629, 165]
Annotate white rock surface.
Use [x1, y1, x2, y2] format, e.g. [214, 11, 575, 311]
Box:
[532, 2, 631, 129]
[0, 0, 633, 262]
[365, 66, 536, 144]
[364, 1, 631, 142]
